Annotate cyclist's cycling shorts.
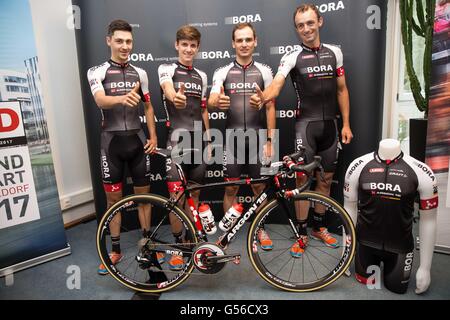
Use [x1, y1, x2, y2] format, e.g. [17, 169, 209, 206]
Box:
[223, 136, 263, 181]
[100, 129, 150, 192]
[166, 131, 206, 193]
[295, 119, 340, 173]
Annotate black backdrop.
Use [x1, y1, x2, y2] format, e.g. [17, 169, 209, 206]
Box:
[73, 0, 387, 222]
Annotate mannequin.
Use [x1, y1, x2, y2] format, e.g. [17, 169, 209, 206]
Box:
[344, 138, 438, 294]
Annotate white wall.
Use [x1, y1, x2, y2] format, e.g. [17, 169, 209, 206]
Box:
[29, 0, 94, 224]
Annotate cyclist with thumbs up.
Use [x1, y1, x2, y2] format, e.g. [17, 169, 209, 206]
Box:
[87, 19, 158, 275]
[208, 23, 275, 251]
[158, 25, 210, 270]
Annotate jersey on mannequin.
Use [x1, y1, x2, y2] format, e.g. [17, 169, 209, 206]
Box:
[343, 139, 438, 294]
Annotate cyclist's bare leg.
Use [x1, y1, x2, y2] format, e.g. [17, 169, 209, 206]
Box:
[169, 190, 185, 234]
[106, 190, 123, 239]
[223, 185, 239, 213]
[313, 171, 334, 214]
[251, 183, 267, 212]
[295, 174, 310, 221]
[134, 185, 151, 233]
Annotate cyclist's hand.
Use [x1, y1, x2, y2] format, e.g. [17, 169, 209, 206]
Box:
[174, 83, 187, 109]
[123, 81, 141, 107]
[250, 84, 264, 110]
[415, 267, 431, 294]
[263, 141, 273, 159]
[341, 126, 353, 144]
[206, 142, 213, 162]
[218, 86, 230, 110]
[144, 137, 157, 154]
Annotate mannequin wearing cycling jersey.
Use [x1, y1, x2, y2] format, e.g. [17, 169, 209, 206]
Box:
[344, 139, 438, 294]
[250, 4, 353, 256]
[158, 25, 210, 270]
[209, 23, 276, 250]
[88, 20, 158, 275]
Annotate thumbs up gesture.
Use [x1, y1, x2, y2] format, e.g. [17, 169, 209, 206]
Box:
[123, 81, 141, 108]
[250, 84, 265, 110]
[174, 83, 187, 109]
[218, 85, 230, 110]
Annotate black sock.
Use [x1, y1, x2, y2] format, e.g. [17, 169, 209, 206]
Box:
[312, 211, 325, 231]
[111, 236, 121, 254]
[296, 219, 308, 236]
[142, 229, 151, 238]
[173, 232, 183, 243]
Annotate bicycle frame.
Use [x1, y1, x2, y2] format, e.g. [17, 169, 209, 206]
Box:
[168, 159, 311, 248]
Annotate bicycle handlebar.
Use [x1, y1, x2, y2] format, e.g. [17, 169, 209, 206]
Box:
[282, 154, 322, 175]
[153, 147, 200, 159]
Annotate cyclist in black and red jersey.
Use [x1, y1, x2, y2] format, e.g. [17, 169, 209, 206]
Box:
[87, 20, 158, 275]
[158, 25, 210, 270]
[250, 4, 353, 257]
[208, 23, 276, 251]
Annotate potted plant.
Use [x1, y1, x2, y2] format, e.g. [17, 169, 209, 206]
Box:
[399, 0, 435, 161]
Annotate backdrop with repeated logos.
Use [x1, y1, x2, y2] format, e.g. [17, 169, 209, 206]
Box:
[73, 0, 387, 223]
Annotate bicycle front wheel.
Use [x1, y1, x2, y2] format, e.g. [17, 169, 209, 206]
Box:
[96, 193, 198, 293]
[247, 191, 355, 292]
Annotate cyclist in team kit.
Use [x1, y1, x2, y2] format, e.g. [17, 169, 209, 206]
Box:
[87, 20, 158, 274]
[208, 23, 276, 251]
[250, 4, 353, 257]
[158, 25, 210, 270]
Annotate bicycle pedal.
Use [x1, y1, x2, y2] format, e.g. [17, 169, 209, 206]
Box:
[233, 256, 241, 265]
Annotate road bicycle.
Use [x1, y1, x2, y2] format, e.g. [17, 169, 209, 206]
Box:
[96, 148, 355, 293]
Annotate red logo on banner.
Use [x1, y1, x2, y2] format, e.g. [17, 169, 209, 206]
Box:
[0, 108, 20, 133]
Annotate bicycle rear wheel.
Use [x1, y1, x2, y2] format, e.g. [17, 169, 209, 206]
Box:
[96, 193, 198, 293]
[247, 191, 355, 292]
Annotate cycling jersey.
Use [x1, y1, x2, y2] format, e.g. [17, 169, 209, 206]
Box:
[158, 62, 207, 133]
[277, 43, 344, 122]
[210, 60, 273, 130]
[87, 59, 150, 131]
[344, 152, 439, 253]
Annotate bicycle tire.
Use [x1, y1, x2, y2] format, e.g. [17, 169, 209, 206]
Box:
[247, 191, 356, 292]
[96, 193, 198, 293]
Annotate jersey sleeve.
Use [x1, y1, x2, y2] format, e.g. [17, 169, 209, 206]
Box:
[87, 63, 107, 96]
[210, 66, 228, 94]
[158, 64, 175, 86]
[406, 156, 439, 210]
[344, 153, 372, 202]
[276, 50, 301, 79]
[136, 67, 151, 102]
[256, 62, 274, 89]
[324, 44, 344, 77]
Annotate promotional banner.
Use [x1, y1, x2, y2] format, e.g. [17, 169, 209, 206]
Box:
[425, 0, 450, 253]
[0, 102, 40, 230]
[73, 0, 387, 219]
[0, 0, 70, 275]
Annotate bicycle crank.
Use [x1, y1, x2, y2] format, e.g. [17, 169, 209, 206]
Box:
[193, 243, 228, 274]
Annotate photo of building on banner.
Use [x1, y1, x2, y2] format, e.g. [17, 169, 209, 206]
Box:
[425, 0, 450, 253]
[0, 0, 69, 277]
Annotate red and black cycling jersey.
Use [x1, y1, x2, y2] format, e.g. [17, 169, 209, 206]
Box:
[87, 59, 150, 131]
[158, 61, 207, 133]
[344, 152, 439, 253]
[277, 43, 344, 122]
[210, 60, 273, 130]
